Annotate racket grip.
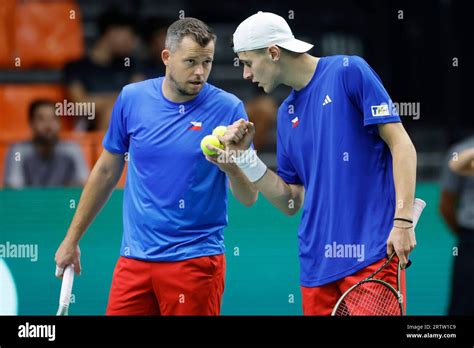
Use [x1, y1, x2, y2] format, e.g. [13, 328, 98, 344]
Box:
[413, 198, 426, 228]
[59, 265, 74, 307]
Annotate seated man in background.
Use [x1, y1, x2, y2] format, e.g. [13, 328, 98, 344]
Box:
[4, 100, 89, 188]
[64, 10, 144, 131]
[440, 134, 474, 315]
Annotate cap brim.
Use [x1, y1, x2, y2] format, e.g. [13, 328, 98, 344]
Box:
[277, 38, 313, 53]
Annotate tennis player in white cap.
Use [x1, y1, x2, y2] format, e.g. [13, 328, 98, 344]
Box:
[211, 11, 418, 315]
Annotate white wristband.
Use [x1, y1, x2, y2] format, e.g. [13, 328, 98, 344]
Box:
[233, 148, 267, 183]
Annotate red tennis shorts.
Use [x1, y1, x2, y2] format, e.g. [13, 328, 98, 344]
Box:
[301, 255, 407, 315]
[106, 254, 226, 315]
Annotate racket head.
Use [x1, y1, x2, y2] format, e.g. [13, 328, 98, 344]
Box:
[332, 279, 403, 316]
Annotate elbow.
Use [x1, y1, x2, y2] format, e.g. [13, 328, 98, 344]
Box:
[95, 163, 121, 186]
[242, 192, 258, 207]
[285, 205, 301, 216]
[285, 195, 303, 216]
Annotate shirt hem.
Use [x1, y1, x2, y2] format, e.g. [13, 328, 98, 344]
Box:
[103, 142, 127, 155]
[120, 248, 225, 262]
[363, 116, 401, 126]
[300, 251, 387, 287]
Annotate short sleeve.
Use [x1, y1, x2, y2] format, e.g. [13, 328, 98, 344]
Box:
[102, 91, 129, 154]
[276, 128, 302, 185]
[343, 56, 401, 127]
[231, 101, 249, 123]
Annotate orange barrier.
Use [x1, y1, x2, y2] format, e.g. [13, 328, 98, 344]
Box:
[0, 84, 76, 134]
[12, 0, 84, 69]
[0, 0, 16, 67]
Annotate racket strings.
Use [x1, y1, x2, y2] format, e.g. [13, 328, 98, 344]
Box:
[335, 282, 401, 316]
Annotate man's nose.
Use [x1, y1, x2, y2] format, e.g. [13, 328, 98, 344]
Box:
[243, 65, 252, 80]
[194, 64, 204, 76]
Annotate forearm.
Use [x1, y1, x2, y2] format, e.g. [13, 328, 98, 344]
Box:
[64, 159, 123, 243]
[391, 142, 417, 218]
[222, 121, 303, 214]
[449, 148, 474, 176]
[227, 166, 258, 207]
[254, 169, 303, 216]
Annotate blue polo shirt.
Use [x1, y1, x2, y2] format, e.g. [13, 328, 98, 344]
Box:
[277, 56, 401, 287]
[103, 77, 248, 261]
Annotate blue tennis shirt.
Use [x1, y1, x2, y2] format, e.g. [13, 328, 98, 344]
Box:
[277, 56, 401, 287]
[103, 77, 248, 261]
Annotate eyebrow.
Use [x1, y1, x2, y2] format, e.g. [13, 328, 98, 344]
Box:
[184, 55, 214, 60]
[239, 59, 251, 64]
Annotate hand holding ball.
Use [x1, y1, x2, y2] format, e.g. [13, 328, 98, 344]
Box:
[200, 135, 224, 156]
[212, 126, 227, 138]
[200, 126, 228, 156]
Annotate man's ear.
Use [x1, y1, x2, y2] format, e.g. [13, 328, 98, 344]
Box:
[161, 49, 171, 66]
[268, 45, 280, 62]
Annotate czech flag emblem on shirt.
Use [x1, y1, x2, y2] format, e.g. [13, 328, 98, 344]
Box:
[291, 117, 299, 128]
[189, 121, 202, 131]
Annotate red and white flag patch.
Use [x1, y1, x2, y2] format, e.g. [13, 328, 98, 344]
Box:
[189, 121, 202, 131]
[291, 117, 299, 128]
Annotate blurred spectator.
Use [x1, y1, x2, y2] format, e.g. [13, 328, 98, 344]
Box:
[245, 95, 278, 152]
[140, 17, 173, 79]
[63, 10, 144, 131]
[439, 135, 474, 315]
[3, 100, 89, 188]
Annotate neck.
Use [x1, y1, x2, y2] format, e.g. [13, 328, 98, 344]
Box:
[281, 54, 319, 91]
[33, 142, 54, 159]
[162, 75, 197, 103]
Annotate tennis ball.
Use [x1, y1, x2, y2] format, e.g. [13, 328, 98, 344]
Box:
[200, 135, 224, 156]
[212, 126, 227, 138]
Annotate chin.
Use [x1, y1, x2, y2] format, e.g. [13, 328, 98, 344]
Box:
[262, 85, 273, 94]
[186, 88, 201, 96]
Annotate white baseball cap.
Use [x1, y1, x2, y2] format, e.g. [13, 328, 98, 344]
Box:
[233, 11, 313, 53]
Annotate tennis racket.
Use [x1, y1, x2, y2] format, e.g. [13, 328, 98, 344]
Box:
[331, 198, 426, 316]
[56, 265, 75, 316]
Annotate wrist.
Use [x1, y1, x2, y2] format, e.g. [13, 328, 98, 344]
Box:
[64, 233, 80, 245]
[393, 224, 413, 230]
[393, 217, 413, 224]
[233, 148, 267, 183]
[222, 162, 240, 176]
